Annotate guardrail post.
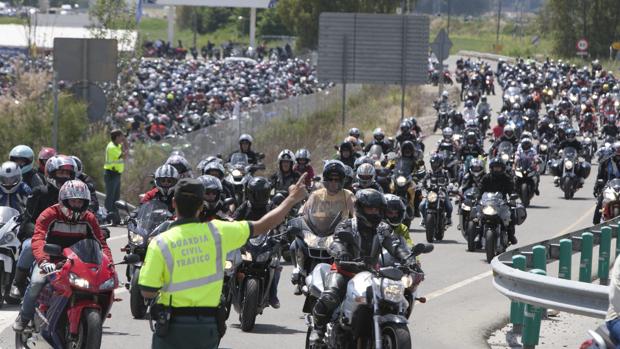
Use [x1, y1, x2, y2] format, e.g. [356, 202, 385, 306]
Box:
[558, 239, 572, 280]
[599, 226, 612, 285]
[522, 269, 546, 348]
[510, 255, 526, 334]
[532, 245, 546, 271]
[580, 232, 594, 282]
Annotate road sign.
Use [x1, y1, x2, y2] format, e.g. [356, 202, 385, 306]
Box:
[53, 38, 118, 82]
[612, 41, 620, 50]
[431, 29, 452, 62]
[69, 82, 107, 122]
[576, 38, 589, 52]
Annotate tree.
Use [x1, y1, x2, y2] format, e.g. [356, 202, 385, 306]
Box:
[276, 0, 403, 50]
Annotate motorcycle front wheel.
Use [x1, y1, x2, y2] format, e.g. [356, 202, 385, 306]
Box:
[67, 308, 103, 349]
[485, 228, 497, 263]
[380, 323, 411, 349]
[240, 278, 260, 332]
[465, 221, 477, 252]
[521, 183, 530, 208]
[425, 214, 436, 243]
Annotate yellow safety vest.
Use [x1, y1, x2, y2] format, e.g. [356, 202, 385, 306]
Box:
[139, 220, 250, 307]
[103, 141, 124, 173]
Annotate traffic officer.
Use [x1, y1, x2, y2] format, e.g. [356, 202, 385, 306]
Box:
[139, 174, 308, 349]
[103, 129, 127, 225]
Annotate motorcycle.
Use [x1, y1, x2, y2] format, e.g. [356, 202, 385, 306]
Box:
[0, 207, 21, 306]
[514, 157, 538, 207]
[559, 147, 582, 199]
[226, 153, 254, 205]
[15, 240, 139, 349]
[600, 178, 620, 222]
[424, 184, 449, 243]
[231, 231, 282, 332]
[581, 135, 597, 163]
[458, 187, 481, 252]
[115, 199, 172, 319]
[497, 141, 515, 171]
[474, 192, 520, 263]
[537, 139, 551, 174]
[582, 324, 618, 349]
[304, 241, 434, 349]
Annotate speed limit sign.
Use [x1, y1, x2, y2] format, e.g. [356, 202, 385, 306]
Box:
[576, 38, 589, 51]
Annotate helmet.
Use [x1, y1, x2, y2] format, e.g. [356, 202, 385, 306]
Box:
[481, 96, 487, 102]
[497, 114, 507, 126]
[0, 161, 22, 194]
[295, 149, 311, 164]
[154, 164, 179, 199]
[503, 125, 515, 139]
[465, 131, 477, 144]
[197, 175, 223, 209]
[323, 160, 346, 181]
[441, 90, 449, 98]
[354, 156, 374, 169]
[203, 161, 226, 178]
[355, 189, 386, 229]
[71, 156, 83, 178]
[239, 134, 253, 144]
[9, 145, 34, 175]
[277, 149, 295, 168]
[566, 128, 577, 141]
[613, 142, 620, 162]
[469, 158, 485, 178]
[430, 153, 444, 171]
[339, 141, 353, 153]
[169, 150, 185, 158]
[247, 176, 271, 208]
[58, 180, 90, 222]
[45, 155, 77, 189]
[348, 128, 361, 138]
[512, 103, 521, 110]
[165, 155, 192, 178]
[442, 127, 453, 139]
[38, 147, 57, 173]
[489, 157, 506, 175]
[373, 128, 385, 141]
[520, 138, 533, 151]
[196, 159, 209, 174]
[521, 131, 533, 140]
[400, 121, 410, 134]
[409, 117, 418, 127]
[384, 194, 406, 227]
[465, 100, 473, 108]
[401, 141, 416, 157]
[356, 163, 376, 187]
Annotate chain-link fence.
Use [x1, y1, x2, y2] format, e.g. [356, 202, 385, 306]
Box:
[165, 84, 363, 165]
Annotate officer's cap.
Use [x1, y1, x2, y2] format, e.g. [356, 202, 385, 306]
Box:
[174, 178, 204, 200]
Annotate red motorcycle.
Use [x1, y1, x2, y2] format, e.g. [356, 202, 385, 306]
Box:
[16, 239, 138, 349]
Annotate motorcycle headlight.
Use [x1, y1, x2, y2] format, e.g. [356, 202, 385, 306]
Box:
[232, 169, 243, 178]
[401, 274, 414, 288]
[515, 171, 523, 178]
[540, 144, 548, 151]
[241, 251, 252, 262]
[100, 277, 116, 291]
[549, 90, 554, 96]
[255, 251, 271, 263]
[225, 260, 233, 272]
[0, 231, 15, 245]
[482, 205, 497, 216]
[501, 154, 509, 162]
[427, 191, 438, 203]
[381, 279, 405, 303]
[564, 160, 574, 170]
[129, 231, 144, 245]
[604, 189, 617, 202]
[615, 101, 620, 108]
[396, 176, 407, 187]
[303, 231, 333, 249]
[461, 204, 471, 211]
[509, 96, 516, 103]
[585, 137, 592, 143]
[69, 273, 90, 289]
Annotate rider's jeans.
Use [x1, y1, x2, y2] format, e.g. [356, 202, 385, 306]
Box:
[607, 317, 620, 349]
[419, 198, 453, 218]
[20, 264, 47, 321]
[16, 238, 34, 270]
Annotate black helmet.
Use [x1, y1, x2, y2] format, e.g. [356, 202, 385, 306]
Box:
[520, 138, 533, 151]
[373, 128, 385, 141]
[400, 121, 410, 133]
[430, 153, 444, 171]
[384, 194, 406, 227]
[355, 189, 386, 229]
[197, 175, 223, 209]
[165, 155, 192, 177]
[401, 141, 415, 157]
[339, 141, 353, 153]
[566, 128, 577, 141]
[247, 176, 271, 208]
[489, 157, 506, 175]
[465, 131, 477, 144]
[322, 160, 346, 188]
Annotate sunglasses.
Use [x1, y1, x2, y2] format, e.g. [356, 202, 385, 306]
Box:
[325, 178, 341, 182]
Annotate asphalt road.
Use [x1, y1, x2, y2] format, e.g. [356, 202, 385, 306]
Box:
[0, 56, 600, 348]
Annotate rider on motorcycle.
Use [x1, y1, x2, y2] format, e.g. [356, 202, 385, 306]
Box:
[462, 100, 477, 123]
[334, 141, 359, 169]
[459, 131, 485, 161]
[13, 180, 113, 331]
[35, 147, 56, 184]
[490, 125, 518, 156]
[165, 154, 192, 178]
[197, 175, 230, 221]
[202, 160, 236, 205]
[140, 164, 179, 213]
[352, 163, 383, 193]
[0, 161, 32, 213]
[433, 90, 450, 112]
[308, 189, 415, 345]
[419, 154, 453, 226]
[270, 149, 301, 195]
[364, 128, 393, 154]
[459, 158, 486, 192]
[229, 133, 260, 165]
[71, 156, 100, 214]
[294, 149, 315, 189]
[477, 96, 491, 117]
[537, 117, 555, 141]
[601, 115, 619, 139]
[492, 114, 507, 140]
[515, 138, 541, 195]
[384, 193, 413, 246]
[580, 112, 598, 133]
[480, 158, 518, 244]
[9, 145, 42, 190]
[348, 127, 365, 150]
[593, 142, 620, 224]
[395, 121, 416, 146]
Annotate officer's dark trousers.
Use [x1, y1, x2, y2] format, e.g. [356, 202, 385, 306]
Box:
[152, 316, 219, 349]
[104, 170, 121, 223]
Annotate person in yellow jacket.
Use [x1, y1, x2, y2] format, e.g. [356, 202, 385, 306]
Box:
[384, 193, 413, 246]
[139, 174, 308, 349]
[103, 129, 127, 224]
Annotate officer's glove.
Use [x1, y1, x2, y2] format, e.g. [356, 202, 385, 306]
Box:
[40, 262, 56, 274]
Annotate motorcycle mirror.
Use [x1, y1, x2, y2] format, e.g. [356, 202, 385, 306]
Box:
[271, 193, 286, 206]
[258, 153, 266, 160]
[224, 198, 235, 206]
[216, 153, 223, 159]
[287, 226, 303, 240]
[114, 200, 129, 212]
[510, 193, 519, 201]
[313, 176, 322, 182]
[101, 227, 111, 240]
[43, 244, 63, 257]
[411, 243, 427, 256]
[122, 254, 141, 265]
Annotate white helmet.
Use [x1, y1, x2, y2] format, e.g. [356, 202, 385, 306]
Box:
[278, 149, 296, 163]
[154, 164, 180, 199]
[356, 163, 376, 187]
[58, 180, 91, 222]
[0, 161, 22, 194]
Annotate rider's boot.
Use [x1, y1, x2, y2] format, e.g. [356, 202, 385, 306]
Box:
[12, 314, 27, 332]
[9, 267, 29, 299]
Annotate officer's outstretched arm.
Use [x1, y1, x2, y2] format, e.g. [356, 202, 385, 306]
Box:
[251, 173, 308, 236]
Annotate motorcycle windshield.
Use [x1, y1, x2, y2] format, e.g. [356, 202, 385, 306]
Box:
[136, 201, 171, 235]
[464, 187, 480, 200]
[480, 192, 504, 206]
[506, 87, 521, 96]
[498, 141, 514, 155]
[368, 145, 384, 160]
[303, 193, 346, 237]
[69, 239, 103, 265]
[517, 156, 534, 170]
[394, 158, 414, 175]
[0, 207, 18, 225]
[230, 153, 249, 166]
[563, 147, 577, 160]
[609, 179, 620, 192]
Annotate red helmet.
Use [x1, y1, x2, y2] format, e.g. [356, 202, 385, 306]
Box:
[38, 147, 57, 172]
[45, 155, 77, 189]
[58, 180, 90, 222]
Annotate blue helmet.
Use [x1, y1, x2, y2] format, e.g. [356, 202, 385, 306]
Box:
[9, 145, 34, 175]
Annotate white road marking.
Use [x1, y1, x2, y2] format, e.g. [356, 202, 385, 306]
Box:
[423, 205, 594, 302]
[107, 234, 126, 242]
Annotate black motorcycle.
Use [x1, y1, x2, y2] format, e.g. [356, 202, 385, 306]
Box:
[458, 187, 481, 252]
[514, 156, 538, 207]
[559, 147, 581, 199]
[115, 199, 172, 319]
[424, 184, 449, 243]
[232, 232, 282, 332]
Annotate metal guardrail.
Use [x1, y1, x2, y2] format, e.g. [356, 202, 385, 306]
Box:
[491, 217, 620, 319]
